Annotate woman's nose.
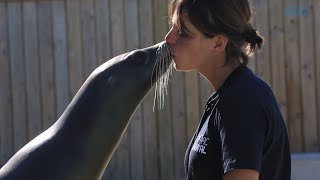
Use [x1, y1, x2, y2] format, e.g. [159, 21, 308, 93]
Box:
[165, 27, 175, 45]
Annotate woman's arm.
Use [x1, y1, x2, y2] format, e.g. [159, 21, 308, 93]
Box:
[224, 169, 259, 180]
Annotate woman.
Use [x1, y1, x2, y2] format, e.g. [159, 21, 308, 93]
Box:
[165, 0, 291, 180]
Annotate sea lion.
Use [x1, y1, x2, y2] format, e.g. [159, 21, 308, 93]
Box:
[0, 42, 173, 180]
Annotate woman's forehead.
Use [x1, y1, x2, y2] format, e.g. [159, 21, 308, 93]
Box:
[170, 11, 177, 23]
[171, 10, 187, 25]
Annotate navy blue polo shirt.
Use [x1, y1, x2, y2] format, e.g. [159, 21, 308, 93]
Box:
[184, 64, 291, 180]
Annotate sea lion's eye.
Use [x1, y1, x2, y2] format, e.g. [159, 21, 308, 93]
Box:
[133, 51, 146, 60]
[129, 51, 147, 65]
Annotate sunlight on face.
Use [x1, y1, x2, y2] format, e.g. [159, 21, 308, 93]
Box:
[166, 11, 215, 72]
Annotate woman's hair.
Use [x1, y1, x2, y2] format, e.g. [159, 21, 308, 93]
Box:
[168, 0, 264, 65]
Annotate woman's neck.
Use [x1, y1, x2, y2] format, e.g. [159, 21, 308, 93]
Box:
[199, 56, 241, 91]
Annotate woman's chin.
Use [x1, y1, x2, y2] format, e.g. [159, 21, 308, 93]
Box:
[173, 61, 194, 72]
[173, 64, 188, 72]
[173, 62, 182, 71]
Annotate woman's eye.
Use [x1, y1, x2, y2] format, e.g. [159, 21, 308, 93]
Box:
[178, 31, 187, 37]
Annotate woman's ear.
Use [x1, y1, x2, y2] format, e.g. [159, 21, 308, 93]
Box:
[211, 34, 228, 54]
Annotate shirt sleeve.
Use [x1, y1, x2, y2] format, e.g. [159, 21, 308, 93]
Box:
[218, 92, 266, 175]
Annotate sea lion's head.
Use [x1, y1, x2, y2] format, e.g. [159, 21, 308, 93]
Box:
[90, 41, 173, 110]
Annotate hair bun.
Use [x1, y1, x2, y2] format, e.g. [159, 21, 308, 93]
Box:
[243, 23, 264, 54]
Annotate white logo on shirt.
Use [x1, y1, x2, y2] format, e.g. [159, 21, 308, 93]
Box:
[192, 117, 210, 155]
[192, 135, 210, 154]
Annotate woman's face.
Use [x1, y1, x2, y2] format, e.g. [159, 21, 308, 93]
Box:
[165, 12, 214, 72]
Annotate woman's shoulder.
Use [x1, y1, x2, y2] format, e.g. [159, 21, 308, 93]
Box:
[219, 67, 275, 106]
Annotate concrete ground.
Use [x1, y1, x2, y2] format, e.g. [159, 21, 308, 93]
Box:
[291, 153, 320, 180]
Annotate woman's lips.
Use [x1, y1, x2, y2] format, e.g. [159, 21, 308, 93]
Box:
[171, 52, 175, 59]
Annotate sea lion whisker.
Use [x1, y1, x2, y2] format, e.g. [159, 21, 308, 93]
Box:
[152, 42, 173, 111]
